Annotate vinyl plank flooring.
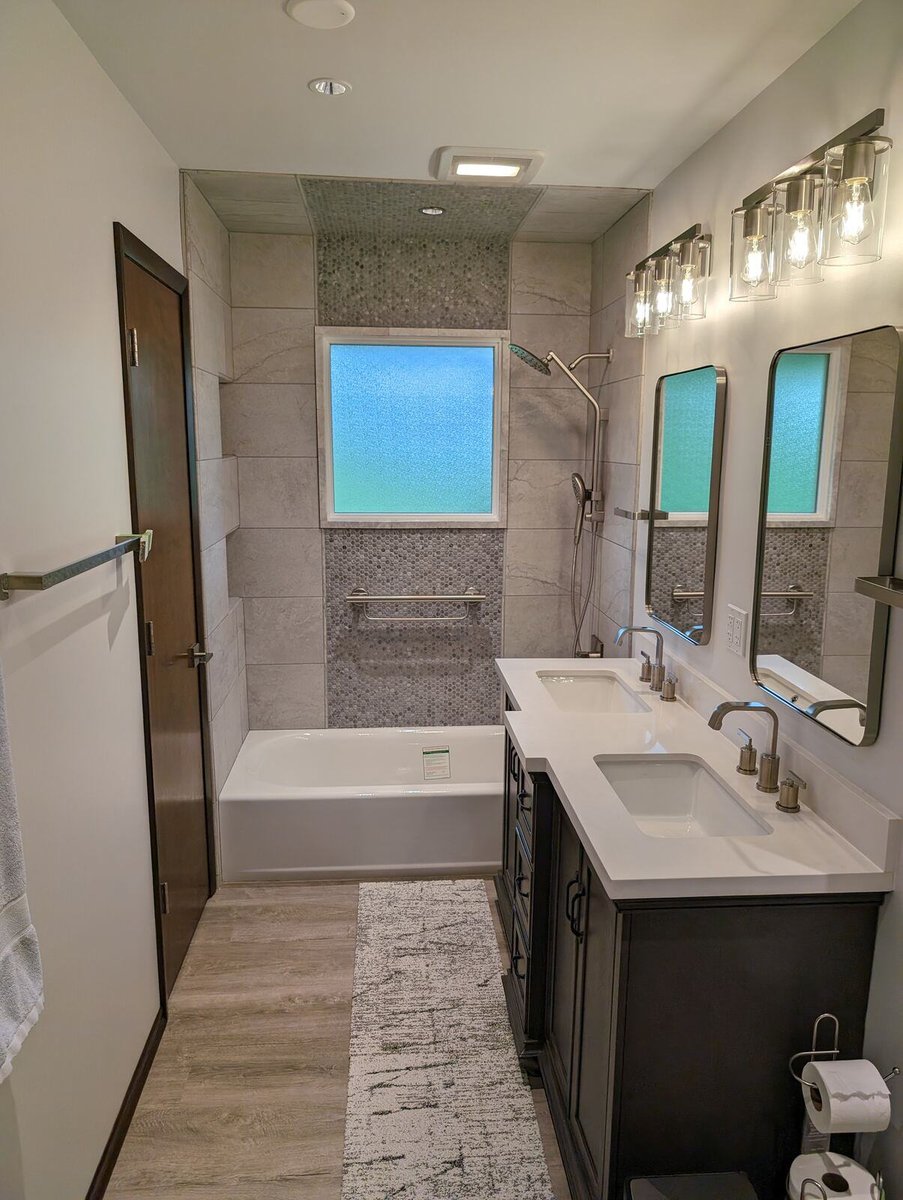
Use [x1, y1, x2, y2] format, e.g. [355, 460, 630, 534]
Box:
[108, 879, 571, 1199]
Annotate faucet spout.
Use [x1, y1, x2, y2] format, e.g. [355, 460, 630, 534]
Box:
[615, 625, 665, 692]
[708, 700, 781, 794]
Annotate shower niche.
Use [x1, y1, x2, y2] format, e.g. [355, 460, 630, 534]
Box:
[750, 327, 903, 745]
[645, 365, 727, 645]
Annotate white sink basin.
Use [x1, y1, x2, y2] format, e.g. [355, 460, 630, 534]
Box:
[595, 754, 771, 838]
[537, 671, 651, 714]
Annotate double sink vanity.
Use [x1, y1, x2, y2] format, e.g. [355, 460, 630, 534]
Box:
[494, 656, 897, 1200]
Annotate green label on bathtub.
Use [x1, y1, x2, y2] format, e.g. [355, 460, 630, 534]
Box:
[422, 747, 451, 780]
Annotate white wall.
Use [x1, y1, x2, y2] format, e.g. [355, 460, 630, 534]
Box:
[0, 1, 182, 1195]
[636, 0, 903, 1179]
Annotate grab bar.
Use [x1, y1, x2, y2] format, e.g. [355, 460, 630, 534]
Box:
[1, 530, 154, 601]
[671, 585, 813, 619]
[347, 586, 485, 623]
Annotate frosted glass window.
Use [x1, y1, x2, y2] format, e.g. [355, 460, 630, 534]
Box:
[768, 352, 829, 514]
[328, 343, 496, 516]
[658, 366, 717, 514]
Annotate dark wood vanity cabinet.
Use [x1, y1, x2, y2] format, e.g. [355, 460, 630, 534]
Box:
[498, 754, 883, 1200]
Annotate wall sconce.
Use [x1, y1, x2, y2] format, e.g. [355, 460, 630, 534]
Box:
[822, 135, 892, 265]
[731, 109, 892, 303]
[730, 203, 778, 301]
[625, 225, 711, 338]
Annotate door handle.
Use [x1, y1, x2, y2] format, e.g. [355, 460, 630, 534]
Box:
[176, 642, 213, 668]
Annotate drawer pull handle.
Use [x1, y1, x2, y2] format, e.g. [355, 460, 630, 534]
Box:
[512, 951, 527, 981]
[515, 873, 530, 899]
[517, 788, 532, 815]
[566, 876, 586, 941]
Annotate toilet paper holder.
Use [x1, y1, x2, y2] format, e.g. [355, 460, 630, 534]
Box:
[789, 1012, 900, 1096]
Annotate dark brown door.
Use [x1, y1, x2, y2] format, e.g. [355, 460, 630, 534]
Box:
[115, 225, 211, 995]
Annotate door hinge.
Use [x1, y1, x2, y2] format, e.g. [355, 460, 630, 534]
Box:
[159, 881, 170, 915]
[144, 619, 156, 657]
[127, 327, 139, 367]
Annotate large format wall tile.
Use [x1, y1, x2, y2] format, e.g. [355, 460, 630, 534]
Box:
[193, 367, 223, 461]
[191, 275, 232, 379]
[508, 389, 587, 460]
[835, 459, 888, 528]
[237, 457, 320, 528]
[600, 198, 650, 310]
[597, 538, 633, 627]
[598, 376, 642, 466]
[184, 176, 231, 304]
[503, 594, 572, 657]
[505, 529, 573, 595]
[210, 669, 248, 795]
[230, 233, 315, 309]
[206, 600, 242, 719]
[509, 314, 590, 387]
[823, 591, 874, 658]
[247, 664, 326, 728]
[201, 537, 230, 634]
[508, 459, 586, 529]
[232, 307, 315, 383]
[244, 597, 325, 665]
[198, 456, 239, 550]
[510, 242, 591, 317]
[221, 383, 317, 457]
[324, 530, 503, 727]
[227, 527, 324, 597]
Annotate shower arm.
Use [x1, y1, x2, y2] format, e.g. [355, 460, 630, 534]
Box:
[545, 351, 609, 515]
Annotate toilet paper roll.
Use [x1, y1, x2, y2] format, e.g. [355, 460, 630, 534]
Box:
[801, 1059, 891, 1134]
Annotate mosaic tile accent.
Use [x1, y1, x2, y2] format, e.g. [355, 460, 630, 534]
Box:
[648, 527, 709, 633]
[324, 529, 503, 727]
[758, 527, 831, 675]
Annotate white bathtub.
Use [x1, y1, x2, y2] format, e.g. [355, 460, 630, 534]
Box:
[219, 725, 505, 882]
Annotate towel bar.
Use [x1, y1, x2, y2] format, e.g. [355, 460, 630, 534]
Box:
[0, 530, 154, 602]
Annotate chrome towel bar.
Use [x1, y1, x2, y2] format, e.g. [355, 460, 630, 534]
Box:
[347, 586, 485, 623]
[0, 530, 154, 602]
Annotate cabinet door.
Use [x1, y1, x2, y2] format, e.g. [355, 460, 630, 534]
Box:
[571, 857, 619, 1194]
[544, 801, 584, 1103]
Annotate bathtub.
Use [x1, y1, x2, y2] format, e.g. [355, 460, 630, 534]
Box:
[219, 725, 505, 882]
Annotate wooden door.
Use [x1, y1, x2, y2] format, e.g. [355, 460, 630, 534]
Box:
[115, 224, 211, 996]
[571, 858, 619, 1195]
[544, 801, 583, 1104]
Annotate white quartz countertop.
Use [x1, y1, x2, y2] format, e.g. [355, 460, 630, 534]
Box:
[496, 657, 896, 901]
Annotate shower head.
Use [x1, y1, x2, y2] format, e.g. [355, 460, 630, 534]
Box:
[509, 343, 552, 375]
[571, 472, 588, 506]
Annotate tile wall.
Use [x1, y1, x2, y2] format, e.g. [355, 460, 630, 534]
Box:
[182, 177, 248, 796]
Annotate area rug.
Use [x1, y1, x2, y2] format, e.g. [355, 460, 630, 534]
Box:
[341, 879, 554, 1199]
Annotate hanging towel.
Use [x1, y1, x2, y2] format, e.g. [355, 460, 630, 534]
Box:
[0, 662, 42, 1083]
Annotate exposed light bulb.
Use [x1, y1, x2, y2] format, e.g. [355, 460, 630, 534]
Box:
[654, 285, 674, 316]
[837, 179, 874, 245]
[742, 237, 767, 286]
[679, 268, 698, 307]
[635, 297, 652, 329]
[785, 211, 818, 268]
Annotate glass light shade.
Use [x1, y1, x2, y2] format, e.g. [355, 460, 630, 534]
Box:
[775, 175, 823, 286]
[651, 252, 680, 329]
[674, 238, 709, 320]
[821, 136, 892, 265]
[730, 203, 778, 301]
[624, 266, 658, 338]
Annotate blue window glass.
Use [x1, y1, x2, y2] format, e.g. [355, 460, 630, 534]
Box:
[329, 343, 496, 515]
[658, 366, 717, 514]
[768, 352, 829, 514]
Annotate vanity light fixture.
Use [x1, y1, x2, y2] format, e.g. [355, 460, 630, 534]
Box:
[308, 77, 352, 95]
[731, 109, 892, 297]
[625, 225, 711, 337]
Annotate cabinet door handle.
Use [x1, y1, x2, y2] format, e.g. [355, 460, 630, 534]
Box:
[515, 872, 530, 899]
[517, 788, 531, 815]
[511, 951, 527, 980]
[566, 877, 586, 941]
[570, 883, 586, 941]
[565, 876, 579, 924]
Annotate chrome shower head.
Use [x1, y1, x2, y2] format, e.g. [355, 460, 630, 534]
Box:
[509, 343, 552, 375]
[571, 472, 588, 506]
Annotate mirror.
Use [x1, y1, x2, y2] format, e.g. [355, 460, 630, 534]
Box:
[751, 327, 903, 746]
[646, 365, 727, 645]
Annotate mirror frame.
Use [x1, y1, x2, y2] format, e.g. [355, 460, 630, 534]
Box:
[749, 326, 903, 746]
[645, 365, 727, 646]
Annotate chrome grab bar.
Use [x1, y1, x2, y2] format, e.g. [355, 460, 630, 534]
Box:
[672, 585, 814, 618]
[347, 586, 485, 624]
[1, 530, 154, 602]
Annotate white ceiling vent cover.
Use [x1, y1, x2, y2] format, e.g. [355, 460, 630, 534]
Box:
[432, 146, 544, 185]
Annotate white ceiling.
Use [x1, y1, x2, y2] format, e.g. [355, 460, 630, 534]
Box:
[54, 0, 860, 188]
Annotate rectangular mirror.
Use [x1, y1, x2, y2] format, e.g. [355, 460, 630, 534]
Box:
[645, 365, 727, 645]
[751, 327, 903, 746]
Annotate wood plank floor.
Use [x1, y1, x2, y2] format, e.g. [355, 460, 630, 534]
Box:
[107, 881, 570, 1199]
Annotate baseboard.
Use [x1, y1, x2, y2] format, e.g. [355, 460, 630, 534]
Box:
[85, 1007, 166, 1199]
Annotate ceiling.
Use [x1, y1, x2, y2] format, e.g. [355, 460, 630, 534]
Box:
[187, 170, 649, 243]
[55, 0, 860, 189]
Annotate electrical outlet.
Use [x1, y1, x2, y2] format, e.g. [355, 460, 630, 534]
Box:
[727, 604, 748, 656]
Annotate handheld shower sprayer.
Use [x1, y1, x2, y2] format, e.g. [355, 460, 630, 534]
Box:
[571, 472, 589, 545]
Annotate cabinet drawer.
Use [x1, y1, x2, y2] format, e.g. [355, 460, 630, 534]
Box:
[510, 910, 529, 1011]
[513, 825, 533, 935]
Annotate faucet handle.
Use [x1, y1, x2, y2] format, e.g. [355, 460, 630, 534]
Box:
[736, 728, 758, 776]
[777, 770, 807, 814]
[639, 651, 652, 683]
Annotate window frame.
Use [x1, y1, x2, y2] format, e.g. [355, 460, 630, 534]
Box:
[315, 326, 509, 528]
[765, 341, 849, 526]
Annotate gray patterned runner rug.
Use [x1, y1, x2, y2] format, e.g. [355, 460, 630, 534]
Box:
[341, 879, 553, 1200]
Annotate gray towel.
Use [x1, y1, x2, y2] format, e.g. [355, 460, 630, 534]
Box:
[0, 661, 42, 1083]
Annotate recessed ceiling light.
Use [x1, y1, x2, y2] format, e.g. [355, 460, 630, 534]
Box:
[286, 0, 355, 28]
[308, 77, 352, 96]
[432, 146, 544, 185]
[455, 163, 521, 178]
[419, 206, 445, 216]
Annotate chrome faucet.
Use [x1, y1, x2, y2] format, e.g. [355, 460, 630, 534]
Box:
[616, 625, 664, 691]
[708, 700, 781, 795]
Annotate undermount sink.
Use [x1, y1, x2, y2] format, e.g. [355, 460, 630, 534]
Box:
[594, 754, 771, 838]
[537, 671, 651, 714]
